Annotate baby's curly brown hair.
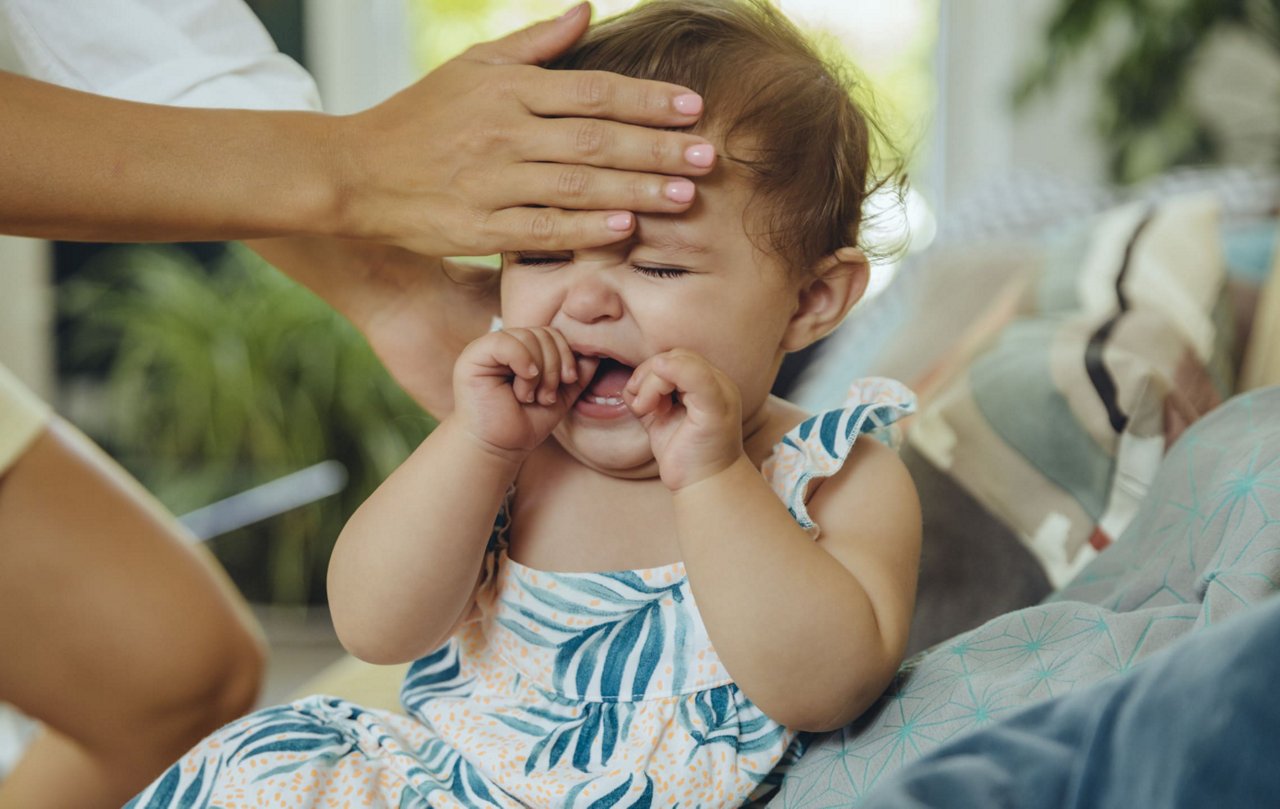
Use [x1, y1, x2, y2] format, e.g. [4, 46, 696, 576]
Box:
[546, 0, 905, 274]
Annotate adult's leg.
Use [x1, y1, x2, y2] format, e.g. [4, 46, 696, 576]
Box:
[0, 419, 266, 809]
[861, 594, 1280, 809]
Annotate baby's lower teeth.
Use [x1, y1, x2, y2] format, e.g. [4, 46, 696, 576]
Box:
[588, 395, 623, 406]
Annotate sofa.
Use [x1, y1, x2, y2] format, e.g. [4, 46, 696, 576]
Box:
[297, 167, 1280, 807]
[764, 167, 1280, 805]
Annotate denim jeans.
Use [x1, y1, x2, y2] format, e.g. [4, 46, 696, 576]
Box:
[861, 594, 1280, 809]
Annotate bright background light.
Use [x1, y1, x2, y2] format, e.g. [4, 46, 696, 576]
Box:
[408, 0, 940, 295]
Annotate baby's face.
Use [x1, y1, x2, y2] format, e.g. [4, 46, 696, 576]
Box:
[500, 164, 803, 478]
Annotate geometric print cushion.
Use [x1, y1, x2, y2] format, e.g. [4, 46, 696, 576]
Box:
[768, 384, 1280, 807]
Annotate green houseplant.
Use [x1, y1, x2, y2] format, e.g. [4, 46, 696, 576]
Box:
[61, 243, 434, 605]
[1016, 0, 1280, 183]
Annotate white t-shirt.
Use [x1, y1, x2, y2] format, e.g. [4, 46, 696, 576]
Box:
[0, 0, 321, 110]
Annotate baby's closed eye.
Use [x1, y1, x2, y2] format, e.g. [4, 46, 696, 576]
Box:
[510, 252, 570, 267]
[631, 264, 688, 279]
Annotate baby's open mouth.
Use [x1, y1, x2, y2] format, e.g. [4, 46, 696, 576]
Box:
[581, 357, 634, 407]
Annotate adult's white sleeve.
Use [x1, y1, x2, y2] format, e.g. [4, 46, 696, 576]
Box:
[0, 0, 321, 111]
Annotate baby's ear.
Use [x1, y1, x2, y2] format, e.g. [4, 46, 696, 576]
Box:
[781, 247, 870, 352]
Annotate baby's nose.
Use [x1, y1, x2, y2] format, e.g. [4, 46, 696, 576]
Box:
[562, 273, 623, 323]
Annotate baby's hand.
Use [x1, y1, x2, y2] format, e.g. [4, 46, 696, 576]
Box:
[623, 349, 744, 491]
[453, 327, 598, 460]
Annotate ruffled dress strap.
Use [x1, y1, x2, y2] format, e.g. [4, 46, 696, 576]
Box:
[762, 377, 916, 536]
[475, 487, 514, 598]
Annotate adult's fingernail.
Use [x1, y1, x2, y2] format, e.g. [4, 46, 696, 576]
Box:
[664, 180, 695, 204]
[559, 2, 588, 22]
[673, 93, 703, 115]
[685, 144, 715, 168]
[606, 212, 634, 231]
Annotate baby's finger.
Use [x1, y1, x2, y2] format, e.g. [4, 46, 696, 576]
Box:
[626, 366, 678, 417]
[645, 351, 727, 415]
[546, 328, 580, 385]
[574, 354, 601, 392]
[498, 329, 546, 404]
[623, 359, 652, 404]
[560, 353, 600, 406]
[528, 328, 563, 405]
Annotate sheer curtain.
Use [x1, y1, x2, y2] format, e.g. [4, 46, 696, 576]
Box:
[935, 0, 1108, 214]
[304, 0, 416, 114]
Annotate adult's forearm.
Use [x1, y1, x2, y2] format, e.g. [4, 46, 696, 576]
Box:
[0, 71, 343, 244]
[2, 7, 716, 258]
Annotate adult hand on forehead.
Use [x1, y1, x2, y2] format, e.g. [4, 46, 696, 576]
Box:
[336, 2, 716, 257]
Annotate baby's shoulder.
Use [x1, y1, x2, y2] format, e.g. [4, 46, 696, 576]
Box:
[806, 434, 917, 527]
[762, 378, 917, 538]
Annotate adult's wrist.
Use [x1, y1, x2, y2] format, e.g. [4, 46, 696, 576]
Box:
[176, 106, 351, 242]
[315, 109, 430, 249]
[262, 110, 360, 241]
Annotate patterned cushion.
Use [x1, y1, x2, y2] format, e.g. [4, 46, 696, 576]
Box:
[768, 384, 1280, 807]
[1240, 220, 1280, 391]
[908, 194, 1230, 587]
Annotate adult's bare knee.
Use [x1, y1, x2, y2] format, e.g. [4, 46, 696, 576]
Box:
[99, 614, 266, 784]
[154, 618, 267, 755]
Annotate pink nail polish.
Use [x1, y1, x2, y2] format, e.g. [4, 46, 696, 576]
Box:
[664, 180, 695, 204]
[559, 2, 588, 22]
[673, 93, 703, 116]
[606, 212, 634, 231]
[684, 144, 715, 168]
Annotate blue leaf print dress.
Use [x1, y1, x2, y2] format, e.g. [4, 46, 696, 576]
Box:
[127, 378, 915, 809]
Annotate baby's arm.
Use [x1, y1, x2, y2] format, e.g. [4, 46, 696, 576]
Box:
[328, 327, 597, 664]
[626, 351, 920, 732]
[326, 417, 521, 664]
[674, 440, 920, 732]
